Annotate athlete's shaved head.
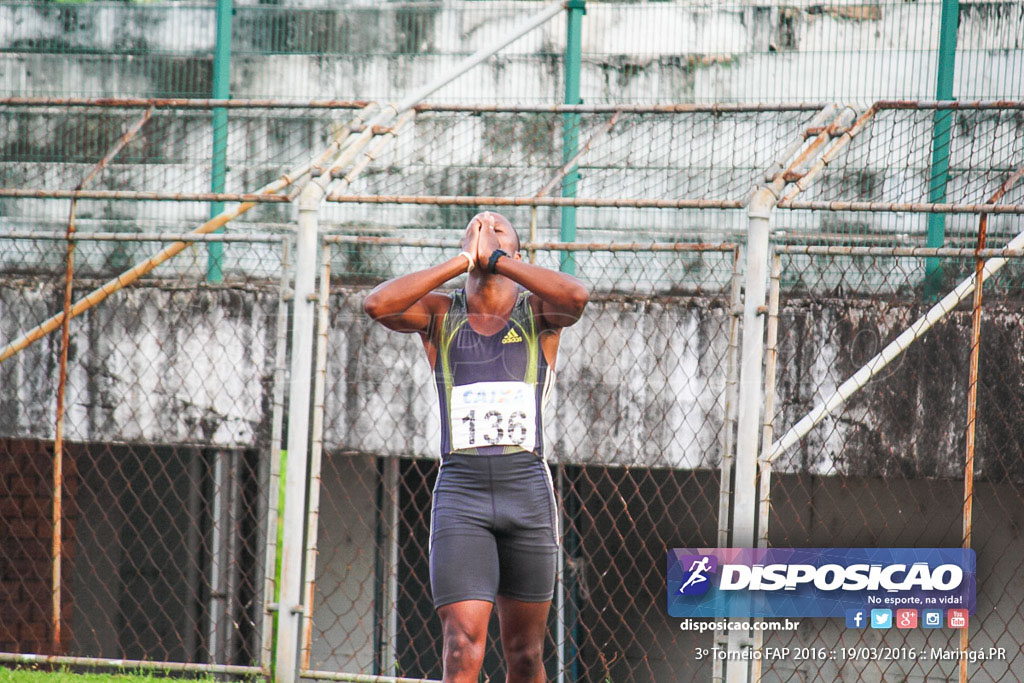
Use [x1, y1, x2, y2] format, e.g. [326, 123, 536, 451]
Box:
[470, 211, 520, 252]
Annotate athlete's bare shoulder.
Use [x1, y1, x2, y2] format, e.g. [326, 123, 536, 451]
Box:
[419, 292, 455, 369]
[422, 291, 454, 330]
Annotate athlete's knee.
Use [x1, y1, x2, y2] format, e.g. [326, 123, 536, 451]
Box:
[442, 621, 486, 674]
[504, 639, 544, 680]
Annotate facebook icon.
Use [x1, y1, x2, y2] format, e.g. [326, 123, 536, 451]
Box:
[845, 609, 866, 629]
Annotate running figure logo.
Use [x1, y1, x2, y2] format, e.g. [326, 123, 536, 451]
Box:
[677, 554, 718, 596]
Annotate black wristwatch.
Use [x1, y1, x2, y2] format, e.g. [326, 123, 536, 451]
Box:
[488, 249, 508, 274]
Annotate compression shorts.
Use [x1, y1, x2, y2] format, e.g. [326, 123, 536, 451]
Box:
[429, 451, 558, 608]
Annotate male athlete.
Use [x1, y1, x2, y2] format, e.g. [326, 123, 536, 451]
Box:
[363, 212, 589, 682]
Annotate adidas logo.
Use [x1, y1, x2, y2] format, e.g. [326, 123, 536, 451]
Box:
[501, 328, 523, 344]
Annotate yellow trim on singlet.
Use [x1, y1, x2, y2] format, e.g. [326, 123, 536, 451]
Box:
[439, 289, 543, 455]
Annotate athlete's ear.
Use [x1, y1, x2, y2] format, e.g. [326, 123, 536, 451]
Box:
[513, 251, 523, 261]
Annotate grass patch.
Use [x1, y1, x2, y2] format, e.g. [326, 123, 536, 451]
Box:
[0, 668, 220, 682]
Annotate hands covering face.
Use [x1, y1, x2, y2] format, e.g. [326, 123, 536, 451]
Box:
[461, 213, 504, 271]
[461, 218, 480, 262]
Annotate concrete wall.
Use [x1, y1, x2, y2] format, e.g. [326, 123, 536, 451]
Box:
[3, 282, 1024, 478]
[1, 1, 1021, 101]
[2, 280, 1024, 673]
[581, 472, 1024, 682]
[0, 284, 279, 449]
[772, 295, 1024, 481]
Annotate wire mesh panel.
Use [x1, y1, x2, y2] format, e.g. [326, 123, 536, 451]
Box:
[0, 233, 289, 667]
[0, 0, 220, 98]
[0, 0, 566, 101]
[3, 1, 1022, 103]
[0, 101, 375, 234]
[579, 0, 1024, 103]
[307, 239, 739, 681]
[345, 109, 798, 199]
[760, 248, 1024, 682]
[777, 105, 1024, 248]
[576, 1, 812, 103]
[328, 106, 823, 242]
[2, 95, 1024, 681]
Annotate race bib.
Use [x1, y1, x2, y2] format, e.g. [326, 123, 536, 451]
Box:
[450, 381, 536, 452]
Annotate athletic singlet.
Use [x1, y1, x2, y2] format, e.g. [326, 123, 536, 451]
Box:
[434, 288, 553, 457]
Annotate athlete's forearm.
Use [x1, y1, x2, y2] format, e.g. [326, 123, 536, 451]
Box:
[363, 256, 469, 320]
[494, 257, 589, 320]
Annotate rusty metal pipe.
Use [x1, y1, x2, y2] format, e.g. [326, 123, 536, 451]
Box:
[76, 107, 155, 190]
[775, 245, 1024, 258]
[0, 96, 369, 109]
[331, 111, 416, 187]
[301, 241, 333, 671]
[778, 105, 879, 204]
[779, 200, 1024, 214]
[959, 163, 1024, 679]
[52, 231, 71, 653]
[4, 97, 1020, 113]
[873, 99, 1024, 111]
[0, 189, 291, 202]
[0, 98, 834, 114]
[769, 107, 855, 191]
[0, 103, 381, 365]
[762, 105, 837, 182]
[0, 231, 286, 243]
[321, 235, 736, 252]
[325, 194, 745, 209]
[960, 216, 985, 683]
[51, 105, 155, 652]
[412, 102, 828, 113]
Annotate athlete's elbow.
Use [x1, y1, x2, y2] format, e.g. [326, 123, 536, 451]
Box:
[362, 292, 385, 321]
[558, 287, 589, 326]
[570, 284, 590, 316]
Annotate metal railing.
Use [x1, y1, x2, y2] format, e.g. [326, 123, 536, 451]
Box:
[2, 96, 1024, 682]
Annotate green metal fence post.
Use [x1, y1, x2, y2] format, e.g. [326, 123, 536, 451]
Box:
[560, 0, 585, 275]
[559, 7, 584, 680]
[207, 0, 233, 283]
[924, 0, 959, 298]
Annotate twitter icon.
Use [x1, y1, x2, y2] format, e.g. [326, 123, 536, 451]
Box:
[870, 609, 892, 629]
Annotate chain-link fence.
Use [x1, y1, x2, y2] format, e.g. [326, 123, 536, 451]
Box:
[305, 238, 740, 681]
[0, 0, 566, 101]
[0, 100, 373, 235]
[0, 231, 290, 676]
[3, 1, 1022, 103]
[758, 246, 1024, 682]
[2, 94, 1024, 683]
